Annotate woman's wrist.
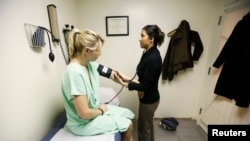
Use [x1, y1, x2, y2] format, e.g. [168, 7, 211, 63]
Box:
[110, 71, 115, 80]
[98, 108, 104, 115]
[124, 82, 129, 88]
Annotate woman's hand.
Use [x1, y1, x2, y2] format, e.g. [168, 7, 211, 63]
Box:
[111, 71, 128, 86]
[138, 91, 144, 99]
[99, 103, 108, 113]
[117, 71, 140, 84]
[111, 70, 139, 86]
[116, 71, 131, 82]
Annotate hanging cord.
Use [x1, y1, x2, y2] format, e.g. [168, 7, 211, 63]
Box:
[43, 28, 55, 62]
[39, 26, 70, 65]
[63, 33, 70, 64]
[58, 41, 70, 65]
[105, 50, 145, 104]
[105, 72, 137, 104]
[105, 86, 124, 104]
[62, 24, 73, 64]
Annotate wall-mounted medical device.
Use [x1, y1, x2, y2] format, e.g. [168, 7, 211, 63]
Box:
[47, 4, 60, 43]
[24, 4, 70, 64]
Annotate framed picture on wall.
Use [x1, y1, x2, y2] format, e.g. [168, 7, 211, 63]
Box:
[105, 16, 129, 36]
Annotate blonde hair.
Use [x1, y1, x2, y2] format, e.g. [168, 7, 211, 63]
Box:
[68, 29, 104, 59]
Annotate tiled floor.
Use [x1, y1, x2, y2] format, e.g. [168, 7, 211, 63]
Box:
[132, 118, 207, 141]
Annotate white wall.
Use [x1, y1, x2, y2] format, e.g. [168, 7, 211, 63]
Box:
[0, 0, 77, 140]
[0, 0, 221, 140]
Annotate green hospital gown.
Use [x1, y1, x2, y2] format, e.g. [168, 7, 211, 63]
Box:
[61, 62, 135, 136]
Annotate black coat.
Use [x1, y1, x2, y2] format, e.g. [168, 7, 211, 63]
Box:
[213, 12, 250, 108]
[162, 20, 203, 81]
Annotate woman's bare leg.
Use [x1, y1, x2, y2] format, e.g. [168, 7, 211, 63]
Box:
[122, 122, 133, 141]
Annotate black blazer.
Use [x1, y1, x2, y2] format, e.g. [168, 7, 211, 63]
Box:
[213, 12, 250, 107]
[128, 46, 162, 104]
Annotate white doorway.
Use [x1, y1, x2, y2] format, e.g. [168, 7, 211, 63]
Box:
[197, 1, 250, 133]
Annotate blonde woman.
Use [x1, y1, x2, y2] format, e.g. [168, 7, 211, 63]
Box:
[61, 29, 134, 141]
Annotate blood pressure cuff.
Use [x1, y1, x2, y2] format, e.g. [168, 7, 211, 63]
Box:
[97, 64, 112, 78]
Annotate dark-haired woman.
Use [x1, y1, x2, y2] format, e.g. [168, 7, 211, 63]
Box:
[119, 25, 165, 141]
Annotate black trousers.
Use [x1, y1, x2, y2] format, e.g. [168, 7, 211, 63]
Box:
[138, 100, 159, 141]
